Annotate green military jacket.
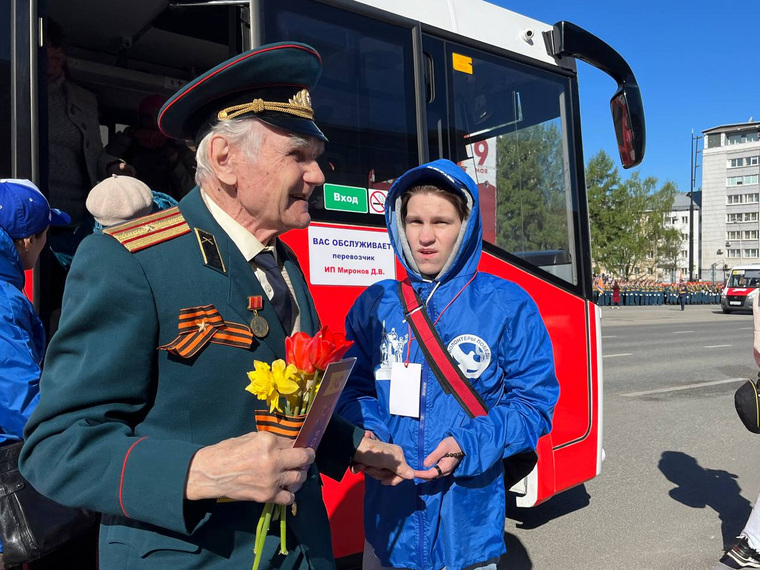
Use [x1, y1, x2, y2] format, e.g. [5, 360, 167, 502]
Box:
[20, 188, 362, 569]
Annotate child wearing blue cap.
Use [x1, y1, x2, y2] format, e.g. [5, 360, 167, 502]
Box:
[0, 178, 70, 556]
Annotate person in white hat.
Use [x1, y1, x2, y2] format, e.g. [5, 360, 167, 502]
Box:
[86, 175, 156, 229]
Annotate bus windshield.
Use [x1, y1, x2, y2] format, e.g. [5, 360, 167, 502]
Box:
[449, 45, 578, 286]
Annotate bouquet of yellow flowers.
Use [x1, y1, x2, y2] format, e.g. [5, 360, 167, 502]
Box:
[245, 326, 352, 570]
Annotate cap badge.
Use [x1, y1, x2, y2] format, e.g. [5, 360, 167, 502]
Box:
[289, 89, 312, 110]
[217, 89, 314, 122]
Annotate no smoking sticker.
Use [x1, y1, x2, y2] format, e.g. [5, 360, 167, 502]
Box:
[369, 190, 387, 215]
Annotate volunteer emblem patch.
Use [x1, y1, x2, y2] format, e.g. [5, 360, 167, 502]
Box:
[447, 334, 491, 379]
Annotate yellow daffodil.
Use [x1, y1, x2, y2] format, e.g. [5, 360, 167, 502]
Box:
[246, 360, 299, 412]
[246, 361, 278, 411]
[271, 360, 299, 396]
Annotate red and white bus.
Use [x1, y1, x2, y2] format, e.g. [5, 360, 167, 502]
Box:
[4, 0, 644, 563]
[721, 265, 760, 313]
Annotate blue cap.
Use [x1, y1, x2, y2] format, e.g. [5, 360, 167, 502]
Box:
[158, 42, 327, 144]
[0, 179, 71, 239]
[390, 160, 470, 199]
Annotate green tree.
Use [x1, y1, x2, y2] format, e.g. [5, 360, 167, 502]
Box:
[585, 150, 677, 279]
[586, 150, 622, 273]
[658, 223, 683, 281]
[493, 122, 568, 254]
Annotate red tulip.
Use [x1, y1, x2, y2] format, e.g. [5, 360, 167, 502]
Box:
[285, 332, 316, 374]
[309, 326, 353, 371]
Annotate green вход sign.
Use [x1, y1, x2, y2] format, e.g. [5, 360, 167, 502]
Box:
[323, 184, 367, 213]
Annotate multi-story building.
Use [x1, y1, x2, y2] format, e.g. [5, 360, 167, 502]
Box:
[621, 194, 699, 283]
[701, 120, 760, 283]
[659, 193, 700, 283]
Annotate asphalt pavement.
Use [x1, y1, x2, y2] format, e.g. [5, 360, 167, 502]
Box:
[502, 303, 759, 569]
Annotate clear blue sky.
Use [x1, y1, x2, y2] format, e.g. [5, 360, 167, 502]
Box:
[488, 0, 760, 194]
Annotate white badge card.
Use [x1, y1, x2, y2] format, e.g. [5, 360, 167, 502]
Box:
[389, 362, 421, 418]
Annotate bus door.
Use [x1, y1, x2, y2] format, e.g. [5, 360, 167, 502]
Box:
[421, 35, 599, 505]
[33, 0, 251, 330]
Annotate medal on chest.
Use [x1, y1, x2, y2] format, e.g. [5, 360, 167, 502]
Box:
[247, 296, 269, 338]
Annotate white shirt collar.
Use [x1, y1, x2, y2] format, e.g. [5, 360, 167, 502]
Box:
[200, 190, 273, 262]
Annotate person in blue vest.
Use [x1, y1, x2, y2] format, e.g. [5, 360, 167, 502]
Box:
[336, 160, 559, 570]
[0, 179, 70, 561]
[19, 43, 413, 570]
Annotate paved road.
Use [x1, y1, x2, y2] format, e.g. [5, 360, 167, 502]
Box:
[502, 304, 759, 569]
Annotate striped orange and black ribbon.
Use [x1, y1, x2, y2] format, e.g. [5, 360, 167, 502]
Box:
[159, 304, 254, 358]
[254, 410, 306, 440]
[212, 322, 254, 349]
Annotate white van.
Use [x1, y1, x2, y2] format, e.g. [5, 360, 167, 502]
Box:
[721, 265, 760, 313]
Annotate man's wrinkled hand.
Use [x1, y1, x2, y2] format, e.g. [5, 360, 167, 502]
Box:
[185, 431, 315, 504]
[351, 436, 413, 486]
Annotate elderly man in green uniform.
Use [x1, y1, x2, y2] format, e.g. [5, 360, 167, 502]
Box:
[19, 43, 413, 569]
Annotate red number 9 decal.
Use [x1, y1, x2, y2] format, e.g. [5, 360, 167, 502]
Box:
[474, 141, 488, 166]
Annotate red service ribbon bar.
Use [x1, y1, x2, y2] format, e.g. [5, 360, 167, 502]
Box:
[159, 304, 254, 358]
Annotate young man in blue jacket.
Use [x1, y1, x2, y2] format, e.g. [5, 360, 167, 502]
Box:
[337, 159, 559, 570]
[0, 178, 70, 559]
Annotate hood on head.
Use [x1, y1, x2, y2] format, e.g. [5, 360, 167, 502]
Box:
[385, 159, 482, 283]
[0, 227, 25, 290]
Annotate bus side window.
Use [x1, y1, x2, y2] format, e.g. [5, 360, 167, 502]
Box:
[264, 0, 418, 224]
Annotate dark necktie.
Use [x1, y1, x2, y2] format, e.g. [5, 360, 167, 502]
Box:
[254, 250, 293, 331]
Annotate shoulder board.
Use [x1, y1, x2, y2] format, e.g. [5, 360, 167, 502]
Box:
[103, 207, 191, 253]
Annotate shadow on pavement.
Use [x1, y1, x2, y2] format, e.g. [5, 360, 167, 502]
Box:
[714, 310, 752, 315]
[505, 484, 591, 530]
[499, 486, 590, 568]
[659, 450, 752, 548]
[500, 532, 532, 569]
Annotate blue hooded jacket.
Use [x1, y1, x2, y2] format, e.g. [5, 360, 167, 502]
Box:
[337, 159, 559, 570]
[0, 228, 44, 553]
[0, 228, 43, 447]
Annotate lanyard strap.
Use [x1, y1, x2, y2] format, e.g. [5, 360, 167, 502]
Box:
[398, 278, 488, 418]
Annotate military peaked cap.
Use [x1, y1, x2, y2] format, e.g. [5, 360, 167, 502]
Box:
[158, 42, 326, 144]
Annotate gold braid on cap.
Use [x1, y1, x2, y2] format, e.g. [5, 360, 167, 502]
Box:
[217, 89, 314, 121]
